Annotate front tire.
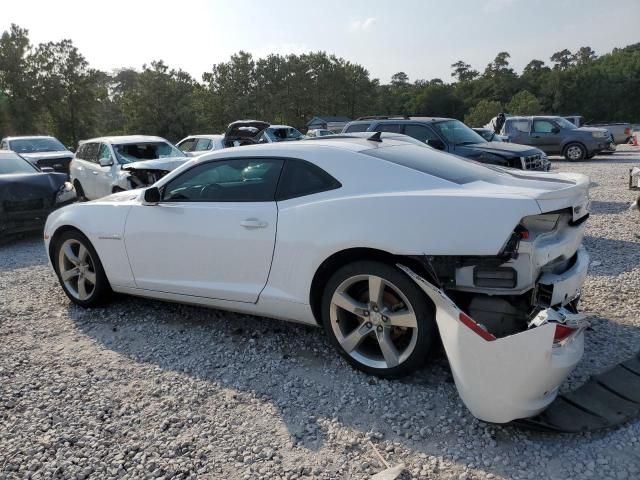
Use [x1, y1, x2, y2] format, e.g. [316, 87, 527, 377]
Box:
[564, 143, 586, 161]
[73, 180, 87, 201]
[53, 230, 112, 307]
[321, 261, 436, 378]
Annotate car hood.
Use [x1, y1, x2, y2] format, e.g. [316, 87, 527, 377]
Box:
[121, 157, 189, 172]
[20, 151, 73, 161]
[461, 142, 539, 156]
[0, 172, 67, 205]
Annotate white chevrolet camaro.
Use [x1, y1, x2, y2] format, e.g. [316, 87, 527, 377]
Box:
[44, 134, 591, 423]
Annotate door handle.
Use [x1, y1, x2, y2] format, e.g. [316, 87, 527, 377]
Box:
[92, 171, 99, 175]
[240, 219, 268, 229]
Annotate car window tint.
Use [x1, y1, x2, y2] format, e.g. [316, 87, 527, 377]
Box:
[344, 123, 371, 133]
[404, 125, 439, 143]
[194, 138, 213, 151]
[374, 123, 402, 133]
[98, 144, 111, 161]
[163, 158, 283, 202]
[276, 160, 341, 201]
[178, 138, 197, 152]
[84, 143, 99, 163]
[532, 120, 555, 133]
[507, 119, 531, 134]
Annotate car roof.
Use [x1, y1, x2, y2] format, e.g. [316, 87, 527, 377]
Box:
[268, 125, 296, 129]
[373, 117, 452, 123]
[2, 135, 58, 141]
[79, 135, 170, 145]
[181, 134, 224, 140]
[506, 115, 560, 120]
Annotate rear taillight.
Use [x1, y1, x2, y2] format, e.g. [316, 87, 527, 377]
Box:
[553, 324, 577, 343]
[459, 312, 496, 341]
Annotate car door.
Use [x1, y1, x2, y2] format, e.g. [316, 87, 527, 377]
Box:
[505, 119, 532, 146]
[530, 119, 562, 154]
[402, 124, 446, 150]
[78, 143, 101, 199]
[123, 157, 284, 303]
[92, 143, 118, 198]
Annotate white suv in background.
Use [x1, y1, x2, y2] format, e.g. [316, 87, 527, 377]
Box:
[70, 135, 189, 200]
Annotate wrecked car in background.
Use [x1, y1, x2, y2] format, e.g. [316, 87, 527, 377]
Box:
[223, 120, 305, 147]
[1, 135, 74, 175]
[45, 135, 594, 424]
[69, 136, 190, 200]
[0, 149, 75, 237]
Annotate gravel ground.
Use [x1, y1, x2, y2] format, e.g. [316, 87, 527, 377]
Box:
[1, 146, 640, 480]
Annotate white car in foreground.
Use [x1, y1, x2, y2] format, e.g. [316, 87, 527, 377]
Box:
[70, 135, 189, 200]
[45, 135, 591, 423]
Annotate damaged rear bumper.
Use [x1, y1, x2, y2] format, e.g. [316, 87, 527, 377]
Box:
[399, 265, 585, 424]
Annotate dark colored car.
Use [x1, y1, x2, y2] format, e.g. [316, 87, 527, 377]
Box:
[342, 117, 550, 171]
[499, 116, 612, 161]
[0, 136, 74, 175]
[0, 150, 76, 237]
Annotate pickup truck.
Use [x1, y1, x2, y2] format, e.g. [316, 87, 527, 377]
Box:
[492, 115, 613, 161]
[564, 115, 632, 145]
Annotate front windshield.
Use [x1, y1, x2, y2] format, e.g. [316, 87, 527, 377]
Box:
[0, 153, 38, 174]
[432, 120, 486, 146]
[113, 142, 184, 164]
[267, 127, 305, 141]
[555, 117, 577, 130]
[9, 137, 66, 153]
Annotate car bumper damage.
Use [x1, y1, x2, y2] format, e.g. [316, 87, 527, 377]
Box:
[398, 265, 640, 431]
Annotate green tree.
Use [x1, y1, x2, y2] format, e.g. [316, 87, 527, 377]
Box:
[451, 60, 479, 82]
[507, 90, 542, 115]
[464, 99, 502, 127]
[550, 49, 574, 70]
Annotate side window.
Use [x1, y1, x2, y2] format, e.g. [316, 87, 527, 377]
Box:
[374, 123, 401, 133]
[403, 124, 440, 143]
[532, 120, 555, 133]
[276, 160, 341, 201]
[84, 143, 99, 163]
[507, 119, 531, 134]
[194, 138, 212, 151]
[98, 144, 111, 163]
[163, 158, 283, 203]
[178, 138, 197, 152]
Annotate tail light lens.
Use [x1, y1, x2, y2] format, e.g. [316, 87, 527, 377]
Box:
[459, 312, 496, 341]
[553, 324, 577, 344]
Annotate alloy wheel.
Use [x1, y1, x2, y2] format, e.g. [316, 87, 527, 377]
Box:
[567, 145, 583, 160]
[57, 239, 97, 301]
[329, 274, 419, 369]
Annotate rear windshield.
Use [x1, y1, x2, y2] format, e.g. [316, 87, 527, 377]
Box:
[113, 142, 183, 164]
[344, 123, 371, 133]
[9, 137, 65, 153]
[362, 144, 509, 185]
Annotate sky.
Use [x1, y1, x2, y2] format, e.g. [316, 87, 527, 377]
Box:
[2, 0, 639, 83]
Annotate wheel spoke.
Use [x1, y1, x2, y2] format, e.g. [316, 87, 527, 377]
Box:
[340, 323, 372, 353]
[84, 270, 96, 285]
[61, 267, 80, 282]
[78, 244, 89, 263]
[368, 276, 385, 306]
[333, 292, 367, 316]
[63, 243, 80, 265]
[385, 309, 417, 328]
[77, 277, 88, 300]
[376, 329, 400, 368]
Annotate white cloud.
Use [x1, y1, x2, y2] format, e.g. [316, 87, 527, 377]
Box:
[350, 17, 376, 31]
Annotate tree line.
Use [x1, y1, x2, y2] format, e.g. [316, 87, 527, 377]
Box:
[1, 23, 639, 146]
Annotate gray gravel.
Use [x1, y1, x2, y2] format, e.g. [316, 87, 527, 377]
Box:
[1, 146, 640, 480]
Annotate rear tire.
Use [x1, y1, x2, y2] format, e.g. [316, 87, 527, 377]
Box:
[321, 260, 436, 378]
[73, 180, 87, 201]
[53, 229, 112, 307]
[564, 143, 586, 161]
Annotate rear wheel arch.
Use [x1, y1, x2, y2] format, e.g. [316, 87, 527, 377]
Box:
[309, 247, 435, 325]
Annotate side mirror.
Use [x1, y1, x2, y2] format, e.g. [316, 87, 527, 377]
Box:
[99, 157, 113, 167]
[427, 138, 446, 151]
[67, 146, 75, 153]
[40, 166, 54, 173]
[143, 186, 160, 205]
